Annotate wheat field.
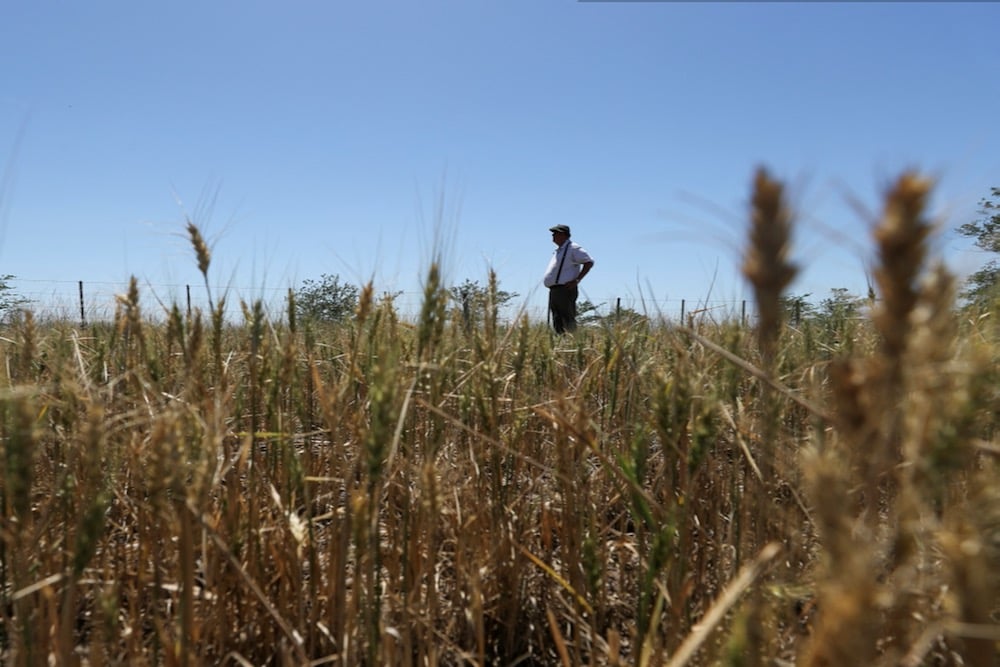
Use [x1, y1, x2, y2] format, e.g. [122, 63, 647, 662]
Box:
[2, 169, 999, 666]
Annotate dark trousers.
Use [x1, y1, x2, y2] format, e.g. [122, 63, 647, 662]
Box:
[548, 284, 578, 334]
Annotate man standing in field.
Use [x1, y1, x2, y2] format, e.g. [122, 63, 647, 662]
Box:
[543, 224, 594, 334]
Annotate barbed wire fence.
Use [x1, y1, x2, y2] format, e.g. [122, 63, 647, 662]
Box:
[6, 278, 755, 327]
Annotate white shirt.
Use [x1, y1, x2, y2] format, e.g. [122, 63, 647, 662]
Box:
[543, 240, 594, 287]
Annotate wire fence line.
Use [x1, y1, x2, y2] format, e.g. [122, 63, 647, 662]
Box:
[6, 278, 753, 326]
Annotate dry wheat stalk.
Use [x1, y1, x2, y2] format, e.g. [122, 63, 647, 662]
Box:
[742, 166, 797, 367]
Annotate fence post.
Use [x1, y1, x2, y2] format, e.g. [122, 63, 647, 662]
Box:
[616, 297, 621, 318]
[741, 300, 747, 327]
[680, 299, 685, 323]
[186, 285, 191, 318]
[78, 280, 86, 328]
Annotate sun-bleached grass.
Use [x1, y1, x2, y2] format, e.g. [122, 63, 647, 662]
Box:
[1, 170, 999, 665]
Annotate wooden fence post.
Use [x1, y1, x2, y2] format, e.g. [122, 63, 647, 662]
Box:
[79, 281, 86, 328]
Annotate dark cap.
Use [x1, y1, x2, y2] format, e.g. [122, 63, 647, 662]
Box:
[549, 224, 571, 236]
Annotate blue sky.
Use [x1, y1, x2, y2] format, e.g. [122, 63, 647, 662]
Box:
[2, 1, 998, 321]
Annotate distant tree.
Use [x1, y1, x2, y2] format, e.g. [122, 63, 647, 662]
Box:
[613, 307, 649, 327]
[956, 186, 1000, 308]
[0, 274, 29, 322]
[778, 289, 863, 328]
[293, 274, 359, 323]
[781, 293, 816, 325]
[597, 301, 649, 327]
[576, 299, 603, 325]
[818, 287, 864, 322]
[449, 277, 518, 331]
